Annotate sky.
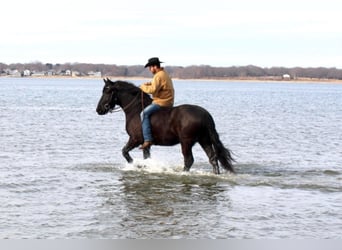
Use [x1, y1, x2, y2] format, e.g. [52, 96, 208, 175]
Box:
[1, 0, 341, 68]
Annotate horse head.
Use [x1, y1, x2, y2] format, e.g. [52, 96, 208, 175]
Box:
[96, 78, 118, 115]
[96, 78, 150, 115]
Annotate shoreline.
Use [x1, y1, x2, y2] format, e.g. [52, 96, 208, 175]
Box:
[1, 75, 342, 84]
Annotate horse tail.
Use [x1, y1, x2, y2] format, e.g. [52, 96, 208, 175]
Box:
[208, 119, 235, 173]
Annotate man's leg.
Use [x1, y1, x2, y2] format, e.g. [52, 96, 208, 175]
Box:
[140, 103, 161, 149]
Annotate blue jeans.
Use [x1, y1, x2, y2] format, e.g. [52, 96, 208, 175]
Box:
[141, 103, 161, 142]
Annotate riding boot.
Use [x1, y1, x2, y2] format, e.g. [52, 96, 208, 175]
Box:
[139, 141, 153, 149]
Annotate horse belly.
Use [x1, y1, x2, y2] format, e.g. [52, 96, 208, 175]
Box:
[151, 115, 178, 146]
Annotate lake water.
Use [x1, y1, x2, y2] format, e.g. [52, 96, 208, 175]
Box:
[0, 77, 341, 238]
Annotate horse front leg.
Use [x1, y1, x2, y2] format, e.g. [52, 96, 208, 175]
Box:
[122, 145, 150, 162]
[143, 148, 150, 159]
[122, 138, 139, 163]
[122, 144, 134, 163]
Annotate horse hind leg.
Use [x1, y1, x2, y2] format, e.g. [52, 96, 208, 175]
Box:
[200, 142, 220, 174]
[181, 141, 194, 171]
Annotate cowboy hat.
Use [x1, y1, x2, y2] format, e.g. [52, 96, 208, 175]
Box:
[144, 57, 164, 68]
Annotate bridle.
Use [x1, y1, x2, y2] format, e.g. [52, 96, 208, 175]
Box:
[103, 86, 117, 112]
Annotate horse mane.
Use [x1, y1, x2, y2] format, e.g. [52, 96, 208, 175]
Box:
[113, 80, 140, 93]
[109, 79, 152, 105]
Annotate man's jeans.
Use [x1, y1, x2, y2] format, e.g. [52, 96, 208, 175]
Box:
[141, 103, 161, 142]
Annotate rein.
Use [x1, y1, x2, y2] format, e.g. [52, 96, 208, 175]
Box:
[141, 90, 145, 111]
[110, 90, 144, 113]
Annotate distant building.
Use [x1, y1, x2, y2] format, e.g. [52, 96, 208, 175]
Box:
[9, 70, 21, 77]
[282, 74, 291, 80]
[31, 71, 45, 77]
[87, 71, 102, 77]
[59, 69, 72, 76]
[46, 70, 56, 76]
[71, 71, 80, 77]
[23, 70, 31, 77]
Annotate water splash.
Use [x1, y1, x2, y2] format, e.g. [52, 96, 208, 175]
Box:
[121, 158, 237, 181]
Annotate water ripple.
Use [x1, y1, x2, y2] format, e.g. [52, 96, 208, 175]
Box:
[1, 78, 341, 238]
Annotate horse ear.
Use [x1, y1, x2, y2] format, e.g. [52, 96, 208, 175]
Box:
[104, 78, 112, 84]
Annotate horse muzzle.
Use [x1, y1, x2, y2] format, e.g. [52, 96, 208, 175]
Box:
[96, 105, 107, 115]
[97, 103, 114, 115]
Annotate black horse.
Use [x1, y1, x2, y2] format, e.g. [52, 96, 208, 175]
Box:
[96, 78, 234, 174]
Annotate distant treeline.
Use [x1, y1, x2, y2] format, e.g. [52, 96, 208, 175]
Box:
[1, 62, 342, 80]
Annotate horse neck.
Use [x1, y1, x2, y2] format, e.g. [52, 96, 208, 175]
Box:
[119, 92, 142, 116]
[119, 91, 152, 125]
[119, 94, 142, 134]
[120, 90, 151, 113]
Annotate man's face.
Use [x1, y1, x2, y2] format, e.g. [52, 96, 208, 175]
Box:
[148, 65, 158, 74]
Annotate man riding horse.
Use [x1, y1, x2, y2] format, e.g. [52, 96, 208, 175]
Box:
[96, 61, 234, 174]
[139, 57, 175, 150]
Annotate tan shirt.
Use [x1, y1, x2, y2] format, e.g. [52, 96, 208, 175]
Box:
[140, 69, 174, 107]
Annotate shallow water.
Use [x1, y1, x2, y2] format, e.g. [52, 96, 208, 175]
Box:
[0, 78, 341, 238]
